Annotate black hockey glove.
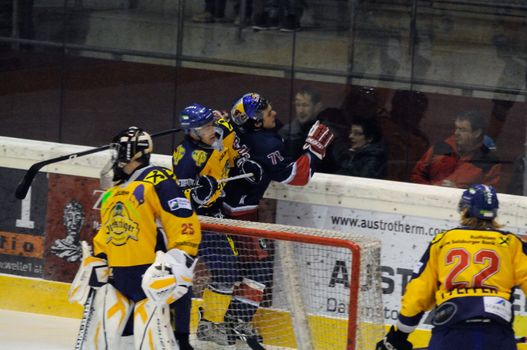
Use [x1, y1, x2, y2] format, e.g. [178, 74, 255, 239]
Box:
[191, 175, 219, 207]
[376, 326, 413, 350]
[236, 157, 263, 184]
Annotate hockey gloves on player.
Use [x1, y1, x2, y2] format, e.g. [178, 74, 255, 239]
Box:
[142, 249, 198, 305]
[376, 326, 413, 350]
[236, 157, 263, 184]
[303, 121, 335, 160]
[68, 241, 109, 305]
[191, 175, 219, 207]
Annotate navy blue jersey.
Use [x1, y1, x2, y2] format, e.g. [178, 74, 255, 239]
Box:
[223, 127, 319, 216]
[172, 119, 239, 215]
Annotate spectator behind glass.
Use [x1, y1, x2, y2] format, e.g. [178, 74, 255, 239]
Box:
[411, 109, 501, 188]
[278, 85, 323, 159]
[335, 116, 387, 179]
[380, 90, 430, 182]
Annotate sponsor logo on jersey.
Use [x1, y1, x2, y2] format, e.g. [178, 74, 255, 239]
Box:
[167, 197, 192, 211]
[105, 202, 139, 246]
[483, 296, 512, 322]
[173, 145, 185, 166]
[498, 236, 510, 247]
[192, 150, 208, 167]
[143, 169, 168, 185]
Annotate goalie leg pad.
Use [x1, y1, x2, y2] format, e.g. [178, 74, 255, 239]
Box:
[85, 284, 132, 350]
[134, 299, 178, 350]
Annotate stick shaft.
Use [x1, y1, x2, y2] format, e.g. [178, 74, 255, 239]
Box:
[74, 288, 95, 350]
[14, 127, 181, 199]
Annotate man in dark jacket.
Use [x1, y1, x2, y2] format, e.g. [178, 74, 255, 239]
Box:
[278, 86, 323, 159]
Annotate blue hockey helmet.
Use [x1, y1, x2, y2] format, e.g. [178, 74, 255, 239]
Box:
[230, 93, 269, 131]
[458, 184, 499, 220]
[180, 103, 214, 131]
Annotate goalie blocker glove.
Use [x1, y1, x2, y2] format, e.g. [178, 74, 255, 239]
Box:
[68, 241, 109, 305]
[141, 249, 198, 305]
[302, 121, 335, 160]
[236, 157, 263, 184]
[376, 326, 413, 350]
[191, 175, 219, 207]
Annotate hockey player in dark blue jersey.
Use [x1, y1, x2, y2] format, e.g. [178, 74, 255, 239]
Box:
[223, 92, 335, 217]
[376, 184, 527, 350]
[211, 92, 334, 347]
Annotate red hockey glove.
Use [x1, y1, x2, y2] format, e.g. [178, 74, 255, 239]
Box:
[376, 326, 413, 350]
[302, 121, 335, 160]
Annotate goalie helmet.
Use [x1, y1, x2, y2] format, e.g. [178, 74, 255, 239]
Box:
[230, 93, 269, 132]
[458, 184, 499, 220]
[111, 126, 153, 181]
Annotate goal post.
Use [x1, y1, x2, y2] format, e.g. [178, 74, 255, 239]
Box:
[195, 216, 384, 350]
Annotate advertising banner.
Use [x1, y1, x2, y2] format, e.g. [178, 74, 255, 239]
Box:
[0, 167, 103, 282]
[43, 173, 102, 283]
[0, 167, 48, 277]
[275, 199, 527, 327]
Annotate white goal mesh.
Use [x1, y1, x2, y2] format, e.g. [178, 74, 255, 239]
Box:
[190, 216, 384, 350]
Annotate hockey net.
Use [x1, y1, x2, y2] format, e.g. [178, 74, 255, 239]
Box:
[191, 215, 384, 350]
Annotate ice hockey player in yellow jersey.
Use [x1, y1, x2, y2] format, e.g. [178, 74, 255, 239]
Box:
[68, 126, 201, 350]
[377, 184, 527, 350]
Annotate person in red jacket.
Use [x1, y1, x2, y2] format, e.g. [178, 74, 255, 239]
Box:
[411, 109, 501, 188]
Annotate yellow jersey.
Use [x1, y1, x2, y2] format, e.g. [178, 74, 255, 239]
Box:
[93, 165, 201, 267]
[398, 227, 527, 330]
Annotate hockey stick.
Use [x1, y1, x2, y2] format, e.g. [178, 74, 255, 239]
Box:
[218, 173, 254, 184]
[182, 173, 255, 191]
[14, 127, 181, 200]
[74, 287, 96, 350]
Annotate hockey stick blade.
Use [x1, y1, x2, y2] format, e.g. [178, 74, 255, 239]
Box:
[15, 144, 110, 200]
[14, 127, 181, 200]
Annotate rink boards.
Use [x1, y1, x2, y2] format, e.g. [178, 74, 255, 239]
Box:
[3, 136, 527, 349]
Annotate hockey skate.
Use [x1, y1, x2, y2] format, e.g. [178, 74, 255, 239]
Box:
[196, 307, 235, 347]
[225, 314, 265, 349]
